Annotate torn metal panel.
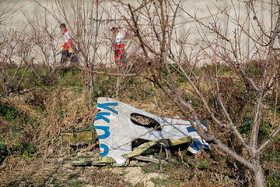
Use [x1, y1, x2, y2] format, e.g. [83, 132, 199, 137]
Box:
[94, 97, 210, 165]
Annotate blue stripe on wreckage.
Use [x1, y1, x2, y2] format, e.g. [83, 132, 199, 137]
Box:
[189, 138, 210, 152]
[186, 120, 207, 133]
[94, 102, 118, 157]
[187, 120, 209, 152]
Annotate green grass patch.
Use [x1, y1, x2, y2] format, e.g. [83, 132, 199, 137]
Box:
[72, 86, 83, 94]
[0, 102, 21, 121]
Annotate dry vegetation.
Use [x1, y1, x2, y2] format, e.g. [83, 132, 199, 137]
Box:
[0, 63, 279, 186]
[0, 0, 280, 186]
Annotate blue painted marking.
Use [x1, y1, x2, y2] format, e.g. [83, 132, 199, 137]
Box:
[189, 143, 199, 152]
[200, 120, 207, 128]
[95, 112, 110, 123]
[100, 144, 109, 157]
[190, 138, 209, 152]
[94, 102, 120, 158]
[186, 126, 196, 133]
[98, 102, 118, 114]
[190, 138, 203, 152]
[95, 126, 110, 139]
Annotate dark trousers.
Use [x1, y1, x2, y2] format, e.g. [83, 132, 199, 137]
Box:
[61, 50, 79, 64]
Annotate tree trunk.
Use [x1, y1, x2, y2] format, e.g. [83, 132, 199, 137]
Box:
[83, 73, 89, 106]
[88, 72, 94, 108]
[254, 161, 265, 187]
[4, 83, 9, 96]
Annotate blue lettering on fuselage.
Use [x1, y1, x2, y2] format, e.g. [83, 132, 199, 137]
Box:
[100, 144, 109, 157]
[95, 112, 110, 123]
[94, 102, 118, 157]
[97, 103, 118, 114]
[95, 126, 110, 139]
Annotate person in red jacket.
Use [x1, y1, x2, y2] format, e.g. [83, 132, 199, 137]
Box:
[111, 27, 126, 65]
[60, 23, 72, 52]
[59, 23, 74, 64]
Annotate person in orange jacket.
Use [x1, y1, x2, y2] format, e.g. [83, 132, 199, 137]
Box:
[111, 27, 126, 65]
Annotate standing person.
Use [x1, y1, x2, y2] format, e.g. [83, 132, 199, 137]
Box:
[59, 23, 73, 64]
[111, 27, 126, 65]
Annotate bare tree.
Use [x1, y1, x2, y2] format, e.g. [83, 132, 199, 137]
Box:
[0, 1, 18, 26]
[23, 9, 60, 74]
[0, 28, 35, 96]
[47, 0, 104, 107]
[109, 1, 280, 186]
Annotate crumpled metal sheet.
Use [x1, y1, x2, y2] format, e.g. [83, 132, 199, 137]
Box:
[94, 97, 209, 165]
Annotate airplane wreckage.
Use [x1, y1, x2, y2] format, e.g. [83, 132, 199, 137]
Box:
[62, 97, 210, 166]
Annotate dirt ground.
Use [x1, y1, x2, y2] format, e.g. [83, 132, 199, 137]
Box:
[0, 153, 171, 186]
